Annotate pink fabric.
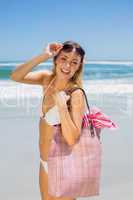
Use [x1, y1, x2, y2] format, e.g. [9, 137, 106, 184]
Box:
[82, 105, 118, 130]
[47, 125, 102, 198]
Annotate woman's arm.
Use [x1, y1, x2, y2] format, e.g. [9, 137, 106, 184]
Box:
[10, 53, 51, 85]
[58, 89, 85, 146]
[10, 42, 63, 85]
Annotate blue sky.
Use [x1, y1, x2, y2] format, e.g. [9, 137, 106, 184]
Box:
[0, 0, 133, 61]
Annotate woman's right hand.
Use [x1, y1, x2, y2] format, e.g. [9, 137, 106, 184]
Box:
[43, 42, 63, 58]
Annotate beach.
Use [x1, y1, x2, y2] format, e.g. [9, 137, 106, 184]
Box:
[0, 62, 133, 199]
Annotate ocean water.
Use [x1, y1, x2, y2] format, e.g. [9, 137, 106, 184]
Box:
[0, 61, 133, 81]
[0, 61, 133, 118]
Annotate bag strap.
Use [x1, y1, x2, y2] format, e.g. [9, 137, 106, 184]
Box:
[65, 87, 95, 138]
[41, 83, 96, 139]
[66, 87, 91, 113]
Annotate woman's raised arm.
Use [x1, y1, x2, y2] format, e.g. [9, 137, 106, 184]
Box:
[10, 42, 63, 85]
[10, 53, 51, 85]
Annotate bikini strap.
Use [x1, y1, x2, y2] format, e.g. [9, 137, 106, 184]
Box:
[40, 84, 96, 138]
[44, 76, 56, 96]
[40, 76, 56, 118]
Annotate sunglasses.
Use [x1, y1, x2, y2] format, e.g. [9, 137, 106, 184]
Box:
[62, 43, 85, 57]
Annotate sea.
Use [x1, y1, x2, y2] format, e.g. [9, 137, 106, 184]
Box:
[0, 61, 133, 118]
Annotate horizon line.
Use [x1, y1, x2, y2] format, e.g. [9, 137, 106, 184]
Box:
[0, 59, 133, 63]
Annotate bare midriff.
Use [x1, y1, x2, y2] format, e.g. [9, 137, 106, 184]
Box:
[39, 84, 56, 161]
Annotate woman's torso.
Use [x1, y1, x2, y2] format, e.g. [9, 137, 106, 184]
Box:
[39, 75, 74, 161]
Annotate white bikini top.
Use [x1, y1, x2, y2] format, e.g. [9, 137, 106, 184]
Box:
[40, 76, 87, 126]
[44, 104, 61, 125]
[40, 77, 65, 125]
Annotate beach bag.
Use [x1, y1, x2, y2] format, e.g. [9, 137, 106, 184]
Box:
[47, 87, 102, 198]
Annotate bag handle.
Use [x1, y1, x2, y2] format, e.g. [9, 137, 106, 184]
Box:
[65, 87, 95, 138]
[41, 83, 96, 139]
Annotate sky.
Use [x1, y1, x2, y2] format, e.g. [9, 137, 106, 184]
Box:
[0, 0, 133, 61]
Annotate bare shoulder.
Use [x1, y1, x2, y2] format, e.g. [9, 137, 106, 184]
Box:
[71, 88, 84, 98]
[70, 88, 85, 108]
[41, 70, 54, 87]
[41, 70, 53, 84]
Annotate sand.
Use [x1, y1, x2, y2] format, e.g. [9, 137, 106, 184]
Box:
[0, 82, 133, 199]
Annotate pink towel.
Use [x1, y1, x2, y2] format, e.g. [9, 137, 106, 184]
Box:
[82, 105, 118, 130]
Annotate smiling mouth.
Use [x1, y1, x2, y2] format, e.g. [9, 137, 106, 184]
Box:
[60, 69, 70, 74]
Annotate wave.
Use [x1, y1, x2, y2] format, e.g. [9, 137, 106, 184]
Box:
[0, 80, 132, 101]
[84, 61, 133, 66]
[0, 62, 52, 66]
[84, 79, 133, 94]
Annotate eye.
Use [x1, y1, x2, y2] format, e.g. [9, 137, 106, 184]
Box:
[61, 57, 66, 61]
[72, 61, 78, 65]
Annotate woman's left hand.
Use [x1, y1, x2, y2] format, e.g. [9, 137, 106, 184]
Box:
[52, 91, 70, 108]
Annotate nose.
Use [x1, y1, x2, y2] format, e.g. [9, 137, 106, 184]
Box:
[66, 62, 71, 68]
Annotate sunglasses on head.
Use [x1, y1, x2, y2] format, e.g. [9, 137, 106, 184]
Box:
[62, 43, 85, 57]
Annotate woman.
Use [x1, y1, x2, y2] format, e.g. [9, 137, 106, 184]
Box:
[10, 40, 86, 200]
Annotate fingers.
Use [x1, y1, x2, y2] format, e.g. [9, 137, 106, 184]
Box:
[51, 43, 63, 54]
[47, 42, 63, 57]
[66, 94, 70, 101]
[58, 91, 70, 102]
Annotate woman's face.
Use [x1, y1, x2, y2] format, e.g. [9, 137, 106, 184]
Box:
[54, 50, 82, 80]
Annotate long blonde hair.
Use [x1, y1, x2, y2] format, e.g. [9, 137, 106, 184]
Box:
[50, 41, 85, 88]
